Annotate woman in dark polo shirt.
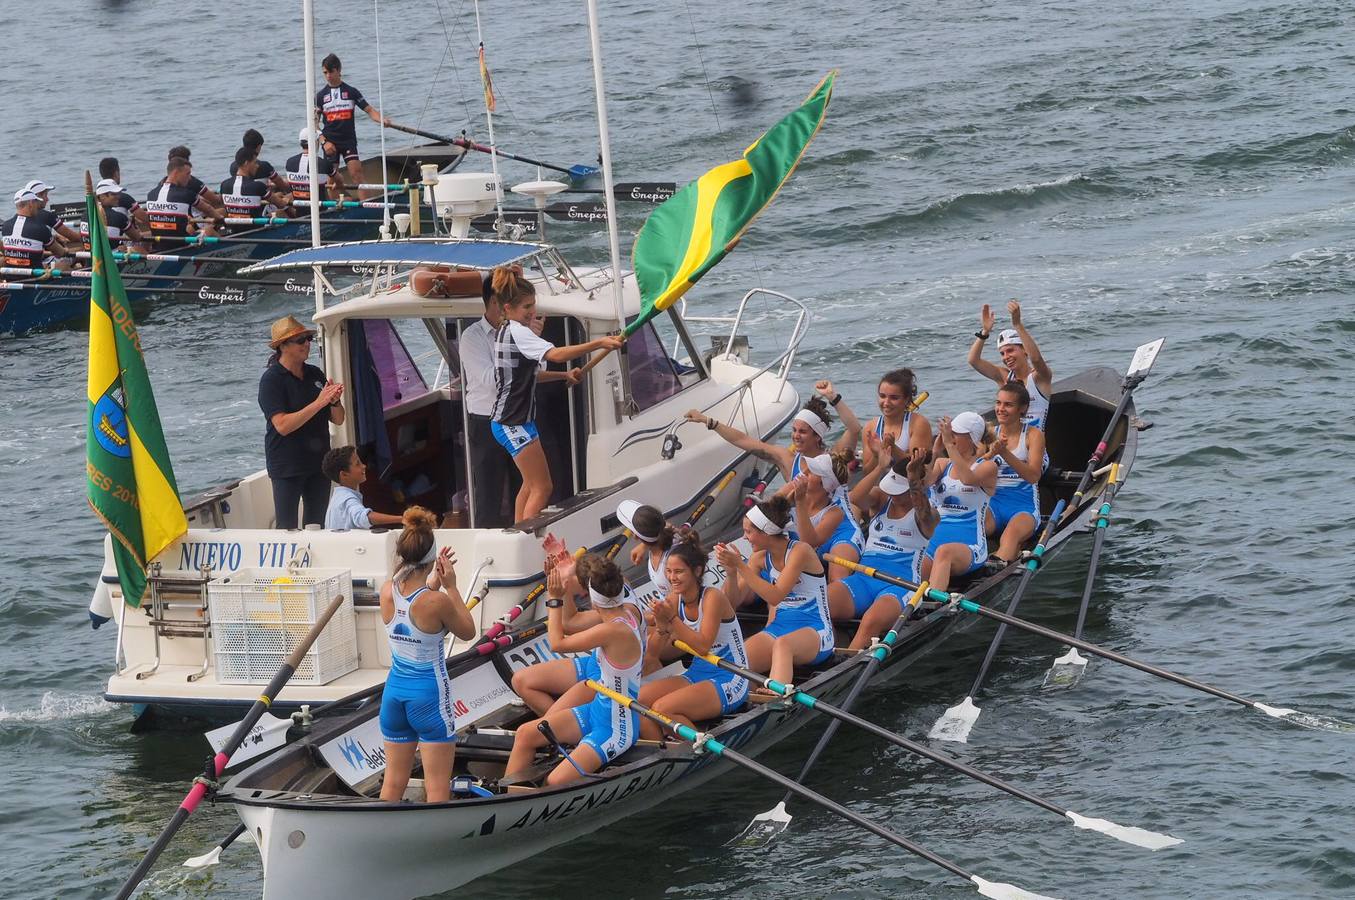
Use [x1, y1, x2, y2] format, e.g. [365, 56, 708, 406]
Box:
[258, 315, 345, 528]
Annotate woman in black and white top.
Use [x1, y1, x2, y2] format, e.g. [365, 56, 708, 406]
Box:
[489, 267, 622, 522]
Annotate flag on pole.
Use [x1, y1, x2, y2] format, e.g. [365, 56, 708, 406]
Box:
[626, 70, 836, 337]
[478, 42, 496, 113]
[84, 173, 187, 609]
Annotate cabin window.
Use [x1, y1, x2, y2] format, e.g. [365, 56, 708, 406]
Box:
[625, 318, 691, 412]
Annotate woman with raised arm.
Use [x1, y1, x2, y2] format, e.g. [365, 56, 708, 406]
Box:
[921, 412, 999, 593]
[861, 368, 933, 471]
[506, 555, 645, 787]
[967, 300, 1053, 429]
[985, 381, 1046, 567]
[378, 507, 477, 804]
[684, 381, 860, 483]
[789, 452, 862, 582]
[716, 496, 834, 686]
[637, 537, 749, 737]
[828, 442, 937, 649]
[490, 267, 624, 522]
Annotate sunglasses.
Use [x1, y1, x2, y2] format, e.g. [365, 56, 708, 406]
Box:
[286, 334, 313, 346]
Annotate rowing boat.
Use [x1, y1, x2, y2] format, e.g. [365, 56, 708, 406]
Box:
[217, 365, 1140, 900]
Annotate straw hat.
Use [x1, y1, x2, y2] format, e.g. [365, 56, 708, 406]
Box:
[268, 314, 316, 349]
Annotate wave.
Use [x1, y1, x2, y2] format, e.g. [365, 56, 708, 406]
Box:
[0, 692, 114, 725]
[864, 172, 1121, 232]
[1194, 126, 1355, 172]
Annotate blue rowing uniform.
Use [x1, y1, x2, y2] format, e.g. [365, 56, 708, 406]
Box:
[1007, 369, 1050, 431]
[571, 584, 644, 682]
[678, 589, 750, 714]
[925, 462, 991, 574]
[379, 579, 456, 744]
[758, 540, 834, 664]
[788, 496, 862, 556]
[873, 411, 912, 447]
[841, 500, 928, 616]
[571, 606, 643, 762]
[790, 452, 805, 480]
[990, 422, 1040, 531]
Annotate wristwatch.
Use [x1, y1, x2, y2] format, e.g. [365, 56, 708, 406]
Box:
[974, 330, 990, 341]
[829, 393, 843, 406]
[545, 598, 563, 609]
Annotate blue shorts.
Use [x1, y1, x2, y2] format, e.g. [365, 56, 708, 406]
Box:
[762, 604, 834, 665]
[840, 553, 919, 617]
[572, 653, 600, 682]
[990, 484, 1038, 532]
[491, 421, 539, 458]
[817, 519, 863, 557]
[571, 695, 640, 763]
[379, 677, 456, 744]
[924, 515, 988, 575]
[683, 661, 750, 714]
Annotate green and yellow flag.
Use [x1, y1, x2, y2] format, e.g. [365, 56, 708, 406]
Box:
[85, 175, 187, 608]
[627, 70, 836, 337]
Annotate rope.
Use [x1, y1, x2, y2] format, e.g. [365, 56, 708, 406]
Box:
[472, 0, 506, 230]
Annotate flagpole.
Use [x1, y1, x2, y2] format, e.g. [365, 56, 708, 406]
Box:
[583, 0, 628, 332]
[472, 1, 506, 233]
[302, 0, 324, 322]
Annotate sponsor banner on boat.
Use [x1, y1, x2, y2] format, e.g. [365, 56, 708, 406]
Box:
[319, 661, 515, 788]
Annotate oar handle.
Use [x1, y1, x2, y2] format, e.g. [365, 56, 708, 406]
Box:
[683, 468, 740, 529]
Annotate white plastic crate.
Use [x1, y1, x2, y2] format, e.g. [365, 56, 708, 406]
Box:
[209, 567, 358, 685]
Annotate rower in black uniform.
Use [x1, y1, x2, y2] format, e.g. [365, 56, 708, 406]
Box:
[98, 158, 152, 235]
[221, 147, 293, 227]
[284, 128, 344, 203]
[233, 129, 292, 196]
[316, 52, 394, 199]
[146, 157, 224, 239]
[2, 188, 68, 273]
[87, 179, 147, 252]
[20, 180, 83, 254]
[166, 146, 224, 211]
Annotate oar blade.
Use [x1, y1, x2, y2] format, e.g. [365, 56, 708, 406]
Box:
[568, 164, 601, 182]
[204, 711, 290, 764]
[928, 696, 981, 743]
[1042, 647, 1089, 689]
[182, 845, 225, 869]
[1254, 703, 1355, 734]
[1065, 811, 1183, 850]
[971, 875, 1063, 900]
[726, 800, 792, 847]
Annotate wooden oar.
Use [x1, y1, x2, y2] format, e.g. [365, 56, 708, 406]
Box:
[1044, 463, 1121, 687]
[584, 680, 1062, 900]
[387, 122, 600, 181]
[730, 583, 930, 847]
[683, 467, 739, 531]
[927, 499, 1067, 743]
[674, 639, 1181, 850]
[116, 594, 346, 900]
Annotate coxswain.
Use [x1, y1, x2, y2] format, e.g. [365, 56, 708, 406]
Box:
[715, 495, 834, 686]
[98, 158, 152, 234]
[983, 381, 1045, 568]
[920, 412, 998, 593]
[489, 266, 622, 522]
[788, 452, 862, 582]
[861, 368, 933, 470]
[235, 128, 292, 195]
[828, 443, 936, 649]
[638, 535, 749, 737]
[968, 300, 1053, 429]
[285, 128, 344, 203]
[317, 52, 394, 199]
[2, 188, 68, 273]
[221, 147, 293, 225]
[506, 555, 644, 787]
[685, 382, 859, 485]
[146, 157, 224, 239]
[20, 180, 83, 254]
[377, 508, 477, 803]
[166, 146, 224, 210]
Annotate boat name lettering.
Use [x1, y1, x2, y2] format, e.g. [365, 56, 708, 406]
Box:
[196, 284, 246, 303]
[505, 763, 676, 831]
[283, 278, 315, 295]
[563, 204, 606, 222]
[627, 186, 675, 202]
[175, 540, 311, 572]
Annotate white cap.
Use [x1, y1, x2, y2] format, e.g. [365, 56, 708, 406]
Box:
[878, 468, 911, 495]
[299, 127, 311, 144]
[615, 499, 661, 543]
[997, 328, 1023, 348]
[950, 411, 986, 443]
[23, 179, 53, 195]
[13, 188, 38, 204]
[804, 453, 841, 493]
[94, 178, 122, 195]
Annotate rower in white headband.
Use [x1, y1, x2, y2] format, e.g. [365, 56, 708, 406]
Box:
[747, 505, 785, 536]
[793, 407, 829, 439]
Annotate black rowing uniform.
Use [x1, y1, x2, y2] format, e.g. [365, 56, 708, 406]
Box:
[116, 191, 141, 218]
[80, 206, 132, 250]
[1, 214, 56, 268]
[284, 151, 334, 202]
[220, 175, 271, 223]
[315, 81, 369, 162]
[145, 182, 201, 238]
[229, 158, 278, 181]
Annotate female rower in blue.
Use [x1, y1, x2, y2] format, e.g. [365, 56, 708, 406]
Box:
[828, 440, 937, 649]
[967, 300, 1053, 430]
[618, 499, 678, 597]
[861, 368, 933, 471]
[638, 536, 749, 735]
[920, 412, 999, 594]
[984, 381, 1046, 568]
[789, 451, 862, 582]
[684, 381, 861, 484]
[378, 507, 477, 803]
[489, 266, 623, 522]
[506, 555, 645, 786]
[716, 495, 834, 686]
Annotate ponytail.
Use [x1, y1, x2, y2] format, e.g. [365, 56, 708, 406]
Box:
[490, 265, 534, 308]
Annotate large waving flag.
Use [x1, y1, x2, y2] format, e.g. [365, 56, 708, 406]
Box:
[85, 174, 187, 609]
[626, 70, 835, 337]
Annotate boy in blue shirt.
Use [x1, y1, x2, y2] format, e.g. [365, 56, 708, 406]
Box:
[322, 446, 404, 530]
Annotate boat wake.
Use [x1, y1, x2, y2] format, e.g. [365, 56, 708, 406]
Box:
[0, 691, 114, 725]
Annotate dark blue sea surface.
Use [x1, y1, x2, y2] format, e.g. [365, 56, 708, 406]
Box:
[1, 0, 1353, 897]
